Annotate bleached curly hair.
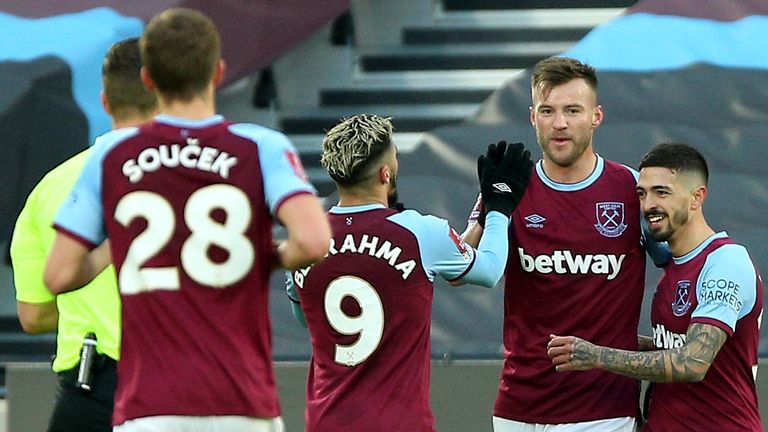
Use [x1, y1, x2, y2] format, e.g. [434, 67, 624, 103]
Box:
[321, 114, 394, 186]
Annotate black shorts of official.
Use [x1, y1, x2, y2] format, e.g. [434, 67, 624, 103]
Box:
[47, 356, 117, 432]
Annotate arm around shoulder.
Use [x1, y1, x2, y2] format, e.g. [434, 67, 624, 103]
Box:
[548, 323, 728, 383]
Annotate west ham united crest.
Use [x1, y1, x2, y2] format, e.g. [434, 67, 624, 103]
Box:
[672, 280, 692, 317]
[594, 202, 627, 238]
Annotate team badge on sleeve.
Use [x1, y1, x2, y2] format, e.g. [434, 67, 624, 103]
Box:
[594, 202, 627, 238]
[285, 150, 309, 182]
[672, 280, 692, 316]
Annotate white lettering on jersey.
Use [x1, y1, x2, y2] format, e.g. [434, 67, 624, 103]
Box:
[518, 248, 625, 280]
[297, 234, 416, 283]
[652, 323, 687, 349]
[122, 142, 238, 183]
[700, 278, 743, 312]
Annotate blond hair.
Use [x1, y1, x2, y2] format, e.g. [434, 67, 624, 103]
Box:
[321, 114, 394, 186]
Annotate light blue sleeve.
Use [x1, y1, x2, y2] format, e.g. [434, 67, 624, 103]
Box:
[53, 128, 138, 246]
[692, 244, 758, 332]
[465, 211, 509, 286]
[228, 124, 316, 215]
[388, 210, 508, 287]
[285, 270, 307, 328]
[624, 164, 671, 266]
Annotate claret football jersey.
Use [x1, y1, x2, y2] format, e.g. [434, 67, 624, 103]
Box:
[55, 114, 315, 425]
[495, 155, 651, 423]
[292, 204, 484, 432]
[645, 233, 763, 431]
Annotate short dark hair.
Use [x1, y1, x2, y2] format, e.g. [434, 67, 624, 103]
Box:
[531, 56, 598, 98]
[140, 8, 220, 101]
[639, 143, 709, 185]
[321, 114, 394, 186]
[102, 38, 157, 120]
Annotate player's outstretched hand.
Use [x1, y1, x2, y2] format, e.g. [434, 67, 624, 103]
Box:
[478, 141, 533, 217]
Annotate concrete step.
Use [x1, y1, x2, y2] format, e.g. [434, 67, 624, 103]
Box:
[358, 42, 571, 72]
[321, 88, 494, 106]
[344, 69, 524, 90]
[433, 8, 627, 28]
[0, 333, 55, 363]
[442, 0, 637, 10]
[403, 26, 590, 45]
[280, 104, 477, 135]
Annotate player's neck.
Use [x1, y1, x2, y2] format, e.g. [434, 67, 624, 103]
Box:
[112, 114, 155, 130]
[158, 92, 216, 120]
[337, 189, 388, 208]
[542, 151, 597, 184]
[668, 216, 715, 257]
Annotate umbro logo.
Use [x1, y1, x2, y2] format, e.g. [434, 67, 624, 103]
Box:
[524, 213, 546, 228]
[492, 182, 512, 193]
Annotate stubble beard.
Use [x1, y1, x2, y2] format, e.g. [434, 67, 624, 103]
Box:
[649, 210, 689, 243]
[539, 134, 591, 168]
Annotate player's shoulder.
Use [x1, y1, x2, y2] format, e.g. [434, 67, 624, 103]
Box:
[595, 158, 640, 189]
[227, 122, 293, 149]
[602, 158, 639, 179]
[387, 209, 449, 237]
[707, 241, 753, 268]
[93, 127, 141, 159]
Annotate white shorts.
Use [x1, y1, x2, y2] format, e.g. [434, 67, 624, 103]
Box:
[493, 416, 636, 432]
[113, 415, 285, 432]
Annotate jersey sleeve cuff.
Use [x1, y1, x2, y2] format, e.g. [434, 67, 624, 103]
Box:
[691, 316, 735, 337]
[272, 190, 316, 218]
[446, 251, 477, 283]
[52, 224, 98, 250]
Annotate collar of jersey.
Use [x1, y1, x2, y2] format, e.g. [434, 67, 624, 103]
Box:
[535, 154, 605, 192]
[329, 204, 386, 214]
[154, 114, 225, 128]
[673, 231, 728, 264]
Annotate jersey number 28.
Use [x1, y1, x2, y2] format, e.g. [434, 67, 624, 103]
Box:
[115, 184, 254, 294]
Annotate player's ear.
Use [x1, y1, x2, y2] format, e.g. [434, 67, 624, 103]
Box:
[100, 90, 111, 116]
[691, 185, 707, 210]
[529, 106, 535, 126]
[140, 67, 155, 91]
[592, 105, 604, 128]
[213, 59, 226, 87]
[379, 165, 391, 185]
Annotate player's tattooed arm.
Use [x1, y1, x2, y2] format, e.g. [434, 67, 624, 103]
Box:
[547, 323, 728, 382]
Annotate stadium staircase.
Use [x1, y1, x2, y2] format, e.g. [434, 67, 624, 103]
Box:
[281, 0, 636, 196]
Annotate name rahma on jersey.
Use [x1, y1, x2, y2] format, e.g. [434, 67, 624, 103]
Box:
[293, 233, 417, 289]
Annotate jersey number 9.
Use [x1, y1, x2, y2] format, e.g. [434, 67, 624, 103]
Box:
[325, 276, 385, 367]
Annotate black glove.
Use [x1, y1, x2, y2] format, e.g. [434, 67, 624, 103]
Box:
[478, 141, 533, 218]
[472, 141, 508, 227]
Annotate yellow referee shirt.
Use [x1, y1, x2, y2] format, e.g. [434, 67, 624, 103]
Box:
[11, 148, 120, 372]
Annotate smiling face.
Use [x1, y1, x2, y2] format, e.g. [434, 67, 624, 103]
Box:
[530, 78, 603, 169]
[636, 167, 696, 243]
